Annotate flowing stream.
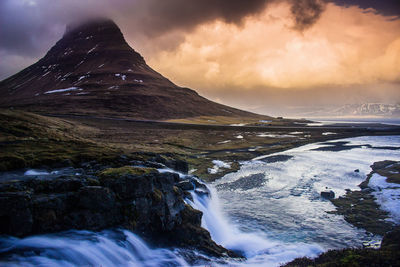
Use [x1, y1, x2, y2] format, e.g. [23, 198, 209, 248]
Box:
[1, 135, 400, 266]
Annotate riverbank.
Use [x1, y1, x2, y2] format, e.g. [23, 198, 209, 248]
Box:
[283, 159, 400, 266]
[330, 160, 400, 236]
[284, 226, 400, 266]
[0, 157, 239, 258]
[1, 109, 400, 265]
[3, 109, 398, 181]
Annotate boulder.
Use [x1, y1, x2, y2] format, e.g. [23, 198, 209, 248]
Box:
[321, 190, 335, 199]
[0, 192, 32, 236]
[0, 159, 234, 258]
[177, 180, 195, 191]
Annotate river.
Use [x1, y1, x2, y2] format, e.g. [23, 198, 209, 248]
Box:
[1, 135, 400, 266]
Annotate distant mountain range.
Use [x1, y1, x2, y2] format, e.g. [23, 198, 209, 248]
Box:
[0, 18, 267, 121]
[331, 103, 400, 117]
[258, 103, 400, 118]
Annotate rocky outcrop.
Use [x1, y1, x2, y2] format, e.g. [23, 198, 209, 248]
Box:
[0, 165, 234, 257]
[284, 226, 400, 267]
[320, 190, 335, 199]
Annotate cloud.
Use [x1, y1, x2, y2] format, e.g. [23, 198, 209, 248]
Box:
[147, 2, 400, 92]
[290, 0, 326, 31]
[0, 0, 331, 80]
[0, 0, 398, 112]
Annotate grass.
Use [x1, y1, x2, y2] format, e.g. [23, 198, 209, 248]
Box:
[98, 166, 157, 178]
[166, 115, 309, 126]
[1, 109, 398, 182]
[0, 109, 119, 171]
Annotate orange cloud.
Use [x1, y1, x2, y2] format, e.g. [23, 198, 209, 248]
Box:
[144, 2, 400, 92]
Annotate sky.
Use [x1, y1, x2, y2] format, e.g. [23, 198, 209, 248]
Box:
[1, 0, 399, 116]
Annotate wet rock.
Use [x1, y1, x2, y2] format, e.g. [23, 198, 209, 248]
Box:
[354, 169, 360, 173]
[153, 155, 189, 174]
[176, 180, 195, 191]
[195, 189, 210, 198]
[321, 190, 335, 199]
[0, 192, 33, 236]
[381, 226, 400, 250]
[183, 191, 193, 202]
[26, 177, 84, 193]
[0, 159, 233, 258]
[78, 186, 116, 211]
[361, 187, 373, 193]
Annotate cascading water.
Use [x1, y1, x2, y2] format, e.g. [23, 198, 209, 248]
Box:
[0, 230, 189, 267]
[187, 183, 323, 266]
[1, 135, 400, 266]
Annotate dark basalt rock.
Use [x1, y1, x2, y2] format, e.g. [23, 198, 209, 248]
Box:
[0, 165, 234, 258]
[321, 190, 335, 199]
[152, 155, 189, 174]
[176, 180, 195, 191]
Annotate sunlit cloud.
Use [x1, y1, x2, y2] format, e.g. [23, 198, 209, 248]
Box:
[147, 2, 400, 91]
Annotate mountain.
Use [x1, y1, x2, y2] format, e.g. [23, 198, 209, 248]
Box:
[251, 103, 400, 118]
[0, 19, 266, 120]
[331, 103, 400, 117]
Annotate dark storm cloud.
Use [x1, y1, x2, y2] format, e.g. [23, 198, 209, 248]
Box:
[130, 0, 269, 36]
[290, 0, 326, 31]
[331, 0, 400, 17]
[0, 0, 328, 57]
[1, 0, 396, 80]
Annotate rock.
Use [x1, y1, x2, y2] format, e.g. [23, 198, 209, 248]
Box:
[183, 191, 193, 202]
[321, 190, 335, 199]
[195, 189, 210, 198]
[361, 187, 373, 193]
[176, 180, 195, 191]
[153, 155, 189, 174]
[381, 226, 400, 250]
[0, 159, 233, 258]
[0, 192, 33, 236]
[354, 169, 360, 173]
[26, 177, 84, 193]
[78, 186, 116, 211]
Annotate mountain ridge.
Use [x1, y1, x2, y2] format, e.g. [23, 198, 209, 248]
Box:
[0, 18, 267, 121]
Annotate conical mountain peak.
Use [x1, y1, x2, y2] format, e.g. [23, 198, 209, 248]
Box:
[64, 18, 119, 37]
[0, 19, 263, 120]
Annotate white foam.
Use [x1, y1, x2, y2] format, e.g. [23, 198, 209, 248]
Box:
[0, 230, 189, 267]
[236, 135, 244, 139]
[322, 132, 337, 136]
[189, 187, 323, 265]
[208, 160, 231, 174]
[215, 135, 400, 251]
[257, 133, 295, 138]
[24, 170, 49, 176]
[369, 173, 400, 223]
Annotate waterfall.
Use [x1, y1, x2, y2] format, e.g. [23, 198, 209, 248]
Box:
[0, 230, 188, 267]
[187, 181, 323, 266]
[0, 170, 322, 267]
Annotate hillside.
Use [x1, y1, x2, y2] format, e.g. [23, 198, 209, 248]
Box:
[0, 19, 268, 121]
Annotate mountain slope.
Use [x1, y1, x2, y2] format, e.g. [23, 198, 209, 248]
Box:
[0, 19, 267, 121]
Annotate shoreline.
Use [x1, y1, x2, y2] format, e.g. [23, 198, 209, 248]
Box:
[1, 109, 400, 265]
